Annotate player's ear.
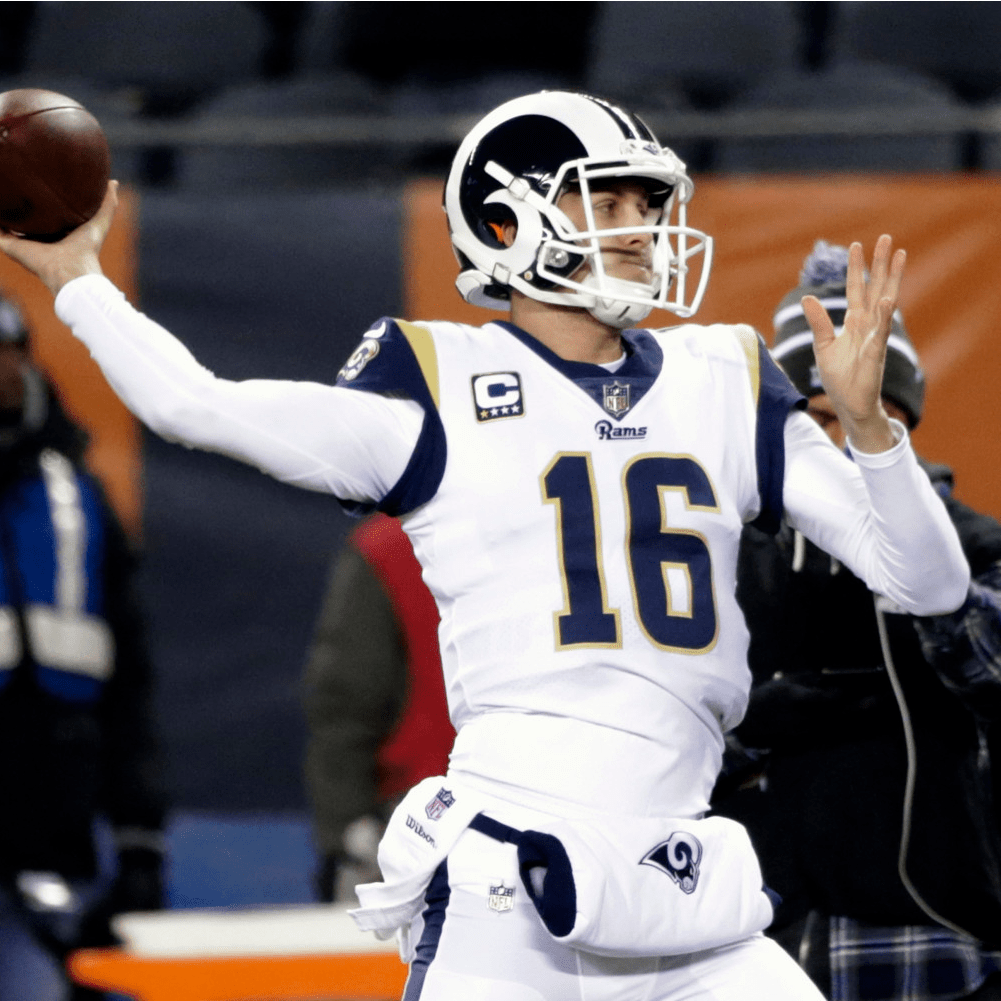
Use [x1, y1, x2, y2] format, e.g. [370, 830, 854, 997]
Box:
[487, 219, 517, 248]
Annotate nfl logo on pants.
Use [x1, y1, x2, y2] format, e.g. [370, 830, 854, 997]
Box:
[425, 787, 455, 821]
[488, 882, 515, 912]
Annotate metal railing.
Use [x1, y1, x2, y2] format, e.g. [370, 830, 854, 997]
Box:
[96, 105, 1001, 151]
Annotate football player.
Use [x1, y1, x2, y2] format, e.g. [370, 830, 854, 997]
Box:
[0, 92, 970, 1001]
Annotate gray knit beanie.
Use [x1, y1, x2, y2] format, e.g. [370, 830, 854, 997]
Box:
[771, 241, 925, 428]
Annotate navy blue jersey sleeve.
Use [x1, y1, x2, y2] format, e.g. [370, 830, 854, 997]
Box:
[335, 317, 447, 517]
[751, 337, 806, 535]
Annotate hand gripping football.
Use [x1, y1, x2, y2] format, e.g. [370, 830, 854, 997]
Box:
[0, 88, 111, 242]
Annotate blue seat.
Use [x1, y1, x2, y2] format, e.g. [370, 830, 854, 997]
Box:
[713, 61, 965, 173]
[165, 812, 318, 908]
[174, 73, 391, 191]
[587, 1, 804, 109]
[24, 2, 269, 102]
[829, 1, 1001, 102]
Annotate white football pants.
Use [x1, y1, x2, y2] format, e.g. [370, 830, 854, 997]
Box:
[401, 825, 826, 1001]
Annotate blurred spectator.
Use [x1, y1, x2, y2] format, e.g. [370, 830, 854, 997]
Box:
[0, 2, 35, 76]
[303, 513, 453, 902]
[713, 242, 1001, 1001]
[0, 296, 166, 1000]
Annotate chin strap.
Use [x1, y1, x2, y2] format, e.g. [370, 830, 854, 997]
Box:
[581, 276, 655, 329]
[587, 298, 653, 330]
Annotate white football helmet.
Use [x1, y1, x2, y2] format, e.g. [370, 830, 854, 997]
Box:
[444, 91, 713, 328]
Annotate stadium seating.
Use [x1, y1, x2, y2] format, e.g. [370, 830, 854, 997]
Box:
[173, 73, 391, 190]
[829, 1, 1001, 103]
[713, 61, 966, 173]
[23, 2, 269, 108]
[587, 1, 804, 109]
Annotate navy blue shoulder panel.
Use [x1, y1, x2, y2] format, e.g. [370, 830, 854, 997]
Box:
[752, 338, 806, 535]
[334, 317, 447, 518]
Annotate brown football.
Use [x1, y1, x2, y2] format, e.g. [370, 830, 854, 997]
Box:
[0, 88, 111, 242]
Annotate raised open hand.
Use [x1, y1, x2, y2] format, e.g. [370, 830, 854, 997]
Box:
[801, 234, 906, 453]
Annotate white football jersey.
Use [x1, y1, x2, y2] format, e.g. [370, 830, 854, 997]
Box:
[51, 277, 969, 819]
[337, 317, 801, 818]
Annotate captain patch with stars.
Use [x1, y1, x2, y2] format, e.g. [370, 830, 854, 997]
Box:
[472, 371, 524, 422]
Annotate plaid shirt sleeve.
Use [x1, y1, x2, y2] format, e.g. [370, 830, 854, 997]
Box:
[915, 560, 1001, 721]
[829, 917, 1001, 1001]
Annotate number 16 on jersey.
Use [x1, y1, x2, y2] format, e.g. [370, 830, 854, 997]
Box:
[542, 452, 720, 654]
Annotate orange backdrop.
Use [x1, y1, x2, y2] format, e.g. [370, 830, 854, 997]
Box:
[404, 174, 1001, 518]
[0, 189, 141, 536]
[8, 177, 998, 538]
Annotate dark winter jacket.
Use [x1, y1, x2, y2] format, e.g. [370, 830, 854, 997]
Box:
[715, 460, 1001, 947]
[0, 383, 166, 882]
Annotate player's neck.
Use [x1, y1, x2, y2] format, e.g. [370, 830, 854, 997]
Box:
[509, 291, 624, 365]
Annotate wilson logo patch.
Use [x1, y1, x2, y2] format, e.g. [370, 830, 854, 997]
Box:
[405, 814, 436, 846]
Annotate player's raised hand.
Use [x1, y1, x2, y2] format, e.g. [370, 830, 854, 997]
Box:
[801, 234, 906, 453]
[0, 180, 118, 297]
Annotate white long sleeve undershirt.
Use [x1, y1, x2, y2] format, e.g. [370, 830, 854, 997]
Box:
[55, 274, 969, 615]
[56, 275, 423, 503]
[781, 408, 968, 615]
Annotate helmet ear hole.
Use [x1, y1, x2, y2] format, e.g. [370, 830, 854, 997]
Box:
[480, 207, 516, 248]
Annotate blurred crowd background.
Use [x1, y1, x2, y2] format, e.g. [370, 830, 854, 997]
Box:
[3, 1, 1001, 178]
[1, 0, 999, 911]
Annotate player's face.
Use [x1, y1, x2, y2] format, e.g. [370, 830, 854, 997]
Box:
[808, 393, 909, 450]
[557, 180, 656, 285]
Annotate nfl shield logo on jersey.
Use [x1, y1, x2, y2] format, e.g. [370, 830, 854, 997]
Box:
[603, 381, 631, 417]
[488, 881, 515, 912]
[425, 787, 456, 821]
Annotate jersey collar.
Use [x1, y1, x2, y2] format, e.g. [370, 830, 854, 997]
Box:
[490, 321, 664, 420]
